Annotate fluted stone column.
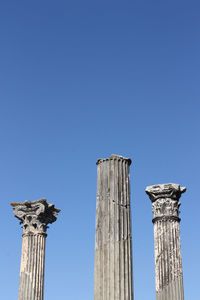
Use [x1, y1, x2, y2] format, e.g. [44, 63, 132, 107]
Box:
[146, 183, 186, 300]
[11, 198, 60, 300]
[94, 154, 134, 300]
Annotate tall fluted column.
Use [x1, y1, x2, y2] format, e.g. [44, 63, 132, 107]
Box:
[94, 154, 134, 300]
[11, 198, 60, 300]
[146, 183, 186, 300]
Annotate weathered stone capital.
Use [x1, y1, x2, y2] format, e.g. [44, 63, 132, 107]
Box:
[146, 183, 186, 220]
[96, 154, 131, 166]
[11, 198, 60, 234]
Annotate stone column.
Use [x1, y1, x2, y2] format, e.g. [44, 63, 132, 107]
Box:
[94, 154, 134, 300]
[11, 198, 60, 300]
[146, 183, 186, 300]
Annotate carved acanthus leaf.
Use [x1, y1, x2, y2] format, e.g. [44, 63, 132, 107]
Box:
[152, 198, 181, 218]
[146, 183, 186, 218]
[11, 199, 60, 233]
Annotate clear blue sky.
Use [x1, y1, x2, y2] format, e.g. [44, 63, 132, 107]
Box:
[0, 1, 199, 299]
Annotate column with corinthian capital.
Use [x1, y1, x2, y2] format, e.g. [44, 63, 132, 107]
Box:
[94, 154, 134, 300]
[11, 198, 60, 300]
[146, 183, 186, 300]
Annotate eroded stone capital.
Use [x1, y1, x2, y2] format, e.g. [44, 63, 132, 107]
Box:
[11, 198, 60, 234]
[146, 183, 186, 220]
[96, 154, 132, 166]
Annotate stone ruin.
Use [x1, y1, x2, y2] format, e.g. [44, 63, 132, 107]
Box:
[11, 154, 186, 300]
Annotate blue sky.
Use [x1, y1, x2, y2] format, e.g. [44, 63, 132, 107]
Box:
[0, 1, 200, 299]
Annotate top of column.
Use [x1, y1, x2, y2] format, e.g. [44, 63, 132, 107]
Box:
[145, 183, 186, 221]
[96, 154, 132, 166]
[11, 198, 60, 235]
[146, 183, 186, 202]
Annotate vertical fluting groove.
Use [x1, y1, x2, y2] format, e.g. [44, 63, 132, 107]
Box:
[36, 235, 39, 300]
[113, 159, 116, 299]
[42, 235, 46, 300]
[172, 223, 178, 299]
[24, 235, 28, 300]
[27, 235, 32, 299]
[168, 221, 172, 300]
[125, 161, 129, 298]
[42, 235, 46, 299]
[107, 160, 110, 300]
[29, 235, 33, 300]
[164, 221, 167, 289]
[170, 222, 174, 283]
[102, 163, 105, 300]
[20, 236, 25, 300]
[39, 235, 43, 299]
[33, 235, 36, 299]
[99, 164, 102, 300]
[120, 155, 124, 297]
[171, 222, 174, 283]
[30, 235, 33, 300]
[94, 155, 133, 300]
[128, 163, 132, 298]
[38, 235, 41, 300]
[110, 159, 114, 299]
[175, 224, 178, 299]
[26, 235, 30, 300]
[157, 222, 160, 293]
[100, 163, 103, 300]
[39, 235, 41, 300]
[32, 235, 36, 300]
[128, 166, 133, 299]
[121, 160, 125, 299]
[106, 163, 108, 299]
[118, 159, 122, 300]
[35, 235, 38, 300]
[125, 162, 129, 299]
[37, 235, 40, 300]
[117, 159, 120, 299]
[40, 235, 43, 299]
[160, 222, 163, 292]
[174, 222, 177, 287]
[122, 161, 126, 299]
[124, 162, 128, 299]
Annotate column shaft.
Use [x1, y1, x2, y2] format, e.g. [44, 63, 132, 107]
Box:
[154, 219, 184, 300]
[94, 155, 133, 300]
[18, 233, 46, 300]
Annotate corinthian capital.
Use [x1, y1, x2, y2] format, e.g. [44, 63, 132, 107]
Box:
[146, 183, 186, 221]
[11, 198, 60, 234]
